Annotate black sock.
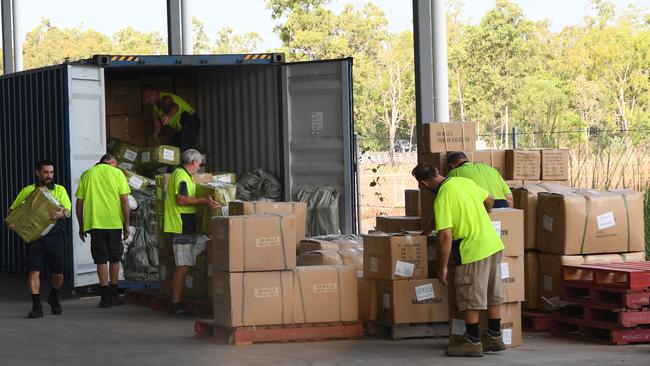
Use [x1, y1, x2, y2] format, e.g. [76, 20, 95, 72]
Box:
[50, 288, 60, 299]
[31, 294, 41, 305]
[466, 323, 480, 341]
[488, 318, 501, 335]
[110, 284, 118, 292]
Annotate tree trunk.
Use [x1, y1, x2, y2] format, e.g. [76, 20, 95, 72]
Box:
[504, 105, 509, 149]
[456, 68, 465, 121]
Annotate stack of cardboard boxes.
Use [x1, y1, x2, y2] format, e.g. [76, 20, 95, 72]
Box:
[297, 238, 364, 275]
[513, 184, 647, 312]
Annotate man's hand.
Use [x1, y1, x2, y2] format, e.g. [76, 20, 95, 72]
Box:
[79, 228, 86, 243]
[160, 115, 171, 125]
[7, 222, 16, 231]
[123, 225, 130, 241]
[206, 196, 220, 210]
[438, 266, 448, 286]
[49, 207, 65, 220]
[420, 228, 433, 237]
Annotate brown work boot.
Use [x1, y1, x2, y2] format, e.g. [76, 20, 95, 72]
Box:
[445, 333, 484, 357]
[481, 331, 506, 352]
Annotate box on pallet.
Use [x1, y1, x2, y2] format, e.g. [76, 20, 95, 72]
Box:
[362, 233, 428, 280]
[488, 208, 524, 257]
[293, 265, 358, 323]
[229, 201, 307, 243]
[4, 187, 63, 243]
[404, 189, 421, 217]
[536, 189, 645, 255]
[524, 252, 539, 310]
[377, 279, 448, 324]
[212, 270, 294, 327]
[140, 145, 180, 166]
[358, 278, 378, 322]
[107, 114, 147, 147]
[418, 122, 476, 153]
[540, 149, 569, 181]
[450, 302, 522, 348]
[501, 255, 525, 303]
[298, 249, 363, 274]
[505, 149, 541, 180]
[211, 215, 297, 272]
[298, 238, 361, 254]
[375, 216, 422, 233]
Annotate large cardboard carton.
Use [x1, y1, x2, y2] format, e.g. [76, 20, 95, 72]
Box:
[362, 233, 428, 280]
[298, 249, 363, 274]
[427, 236, 439, 279]
[377, 279, 448, 324]
[523, 252, 539, 310]
[488, 208, 524, 257]
[108, 140, 140, 163]
[450, 302, 522, 348]
[473, 150, 508, 177]
[212, 215, 297, 272]
[108, 114, 147, 147]
[404, 189, 421, 216]
[536, 189, 645, 255]
[195, 182, 237, 234]
[106, 80, 142, 115]
[501, 256, 525, 303]
[293, 265, 358, 323]
[540, 149, 569, 181]
[5, 187, 63, 243]
[140, 145, 181, 166]
[505, 149, 541, 180]
[419, 186, 435, 228]
[121, 169, 154, 191]
[358, 278, 378, 322]
[419, 122, 476, 153]
[375, 216, 422, 233]
[212, 270, 294, 327]
[229, 201, 307, 244]
[298, 238, 361, 254]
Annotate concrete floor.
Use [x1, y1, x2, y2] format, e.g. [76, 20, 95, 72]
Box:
[1, 273, 649, 366]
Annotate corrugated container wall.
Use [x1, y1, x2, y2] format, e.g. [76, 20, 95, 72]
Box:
[0, 66, 71, 273]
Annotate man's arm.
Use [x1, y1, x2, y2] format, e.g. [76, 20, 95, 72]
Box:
[506, 194, 514, 208]
[176, 195, 218, 209]
[120, 194, 130, 241]
[484, 194, 495, 212]
[161, 96, 179, 121]
[76, 199, 85, 242]
[420, 216, 436, 236]
[152, 112, 162, 139]
[437, 228, 453, 286]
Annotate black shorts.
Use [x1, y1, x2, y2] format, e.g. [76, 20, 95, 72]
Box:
[493, 199, 509, 208]
[174, 112, 201, 151]
[89, 229, 123, 264]
[26, 231, 65, 274]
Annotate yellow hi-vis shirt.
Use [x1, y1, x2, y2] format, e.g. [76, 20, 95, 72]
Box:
[11, 184, 72, 211]
[153, 92, 195, 131]
[448, 162, 511, 200]
[164, 167, 196, 234]
[75, 163, 131, 232]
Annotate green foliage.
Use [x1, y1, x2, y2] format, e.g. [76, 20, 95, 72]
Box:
[213, 27, 263, 54]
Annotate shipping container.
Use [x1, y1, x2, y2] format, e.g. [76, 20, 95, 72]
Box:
[0, 54, 356, 287]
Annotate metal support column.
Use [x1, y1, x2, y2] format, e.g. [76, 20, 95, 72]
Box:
[413, 0, 435, 125]
[432, 0, 449, 122]
[1, 0, 13, 73]
[166, 0, 182, 55]
[181, 0, 193, 55]
[11, 0, 21, 71]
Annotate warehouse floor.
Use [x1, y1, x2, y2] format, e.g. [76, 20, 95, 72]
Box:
[1, 273, 648, 366]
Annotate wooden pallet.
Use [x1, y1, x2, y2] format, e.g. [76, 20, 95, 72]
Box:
[552, 317, 650, 345]
[555, 304, 650, 328]
[562, 262, 650, 291]
[194, 318, 364, 345]
[367, 321, 449, 340]
[124, 289, 212, 318]
[522, 310, 552, 332]
[561, 283, 650, 309]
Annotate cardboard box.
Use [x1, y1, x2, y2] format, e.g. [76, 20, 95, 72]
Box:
[108, 114, 147, 147]
[377, 279, 448, 324]
[501, 256, 525, 303]
[427, 235, 439, 279]
[523, 180, 570, 186]
[140, 145, 180, 166]
[540, 149, 569, 181]
[419, 122, 476, 153]
[536, 189, 645, 255]
[117, 160, 136, 172]
[473, 150, 508, 177]
[298, 249, 363, 274]
[106, 80, 142, 115]
[108, 140, 140, 163]
[450, 302, 522, 348]
[229, 201, 307, 244]
[298, 238, 361, 254]
[212, 270, 294, 327]
[420, 186, 435, 229]
[362, 233, 428, 280]
[358, 278, 378, 322]
[195, 182, 237, 234]
[375, 216, 422, 233]
[5, 187, 63, 243]
[212, 215, 297, 272]
[488, 208, 524, 257]
[512, 183, 574, 250]
[121, 169, 154, 191]
[505, 149, 541, 180]
[523, 252, 539, 310]
[404, 189, 421, 216]
[293, 265, 358, 323]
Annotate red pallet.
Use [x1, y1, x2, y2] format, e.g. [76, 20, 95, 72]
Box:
[561, 283, 650, 309]
[522, 310, 553, 332]
[562, 262, 650, 291]
[124, 289, 212, 318]
[194, 318, 364, 346]
[555, 304, 650, 328]
[552, 317, 650, 345]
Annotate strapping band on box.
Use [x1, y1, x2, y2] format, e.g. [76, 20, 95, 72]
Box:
[610, 191, 631, 252]
[240, 271, 287, 326]
[240, 215, 290, 271]
[572, 190, 632, 254]
[295, 266, 343, 323]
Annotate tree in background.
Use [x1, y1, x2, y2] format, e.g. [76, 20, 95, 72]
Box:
[192, 17, 211, 54]
[113, 26, 166, 55]
[213, 27, 263, 53]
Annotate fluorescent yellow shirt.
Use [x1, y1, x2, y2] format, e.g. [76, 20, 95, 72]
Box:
[153, 92, 195, 131]
[164, 167, 197, 234]
[75, 163, 131, 231]
[11, 184, 71, 211]
[448, 162, 511, 200]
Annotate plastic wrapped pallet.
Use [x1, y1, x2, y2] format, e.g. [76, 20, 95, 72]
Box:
[4, 187, 63, 243]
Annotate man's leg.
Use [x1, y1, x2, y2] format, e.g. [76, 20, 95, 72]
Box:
[90, 230, 111, 308]
[25, 241, 44, 318]
[179, 112, 200, 151]
[483, 251, 506, 352]
[169, 236, 196, 316]
[172, 266, 188, 304]
[46, 231, 65, 315]
[108, 229, 124, 305]
[96, 264, 109, 286]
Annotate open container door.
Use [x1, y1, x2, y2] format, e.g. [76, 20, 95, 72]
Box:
[281, 59, 356, 234]
[67, 65, 107, 287]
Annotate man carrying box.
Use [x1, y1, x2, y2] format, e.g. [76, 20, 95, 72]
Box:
[142, 85, 200, 151]
[6, 160, 71, 318]
[75, 153, 131, 308]
[413, 163, 505, 357]
[164, 149, 218, 316]
[446, 151, 513, 208]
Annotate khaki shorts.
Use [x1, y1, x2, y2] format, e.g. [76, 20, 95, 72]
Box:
[454, 251, 504, 312]
[170, 233, 209, 267]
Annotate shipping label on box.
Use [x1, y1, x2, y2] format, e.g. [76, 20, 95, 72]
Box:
[501, 256, 525, 303]
[506, 150, 541, 180]
[378, 279, 448, 324]
[362, 234, 428, 280]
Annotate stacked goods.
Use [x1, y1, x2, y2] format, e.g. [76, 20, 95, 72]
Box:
[107, 114, 147, 147]
[121, 169, 154, 191]
[4, 187, 64, 243]
[140, 145, 181, 166]
[404, 189, 421, 216]
[375, 216, 422, 233]
[229, 201, 308, 243]
[420, 150, 507, 177]
[195, 182, 238, 234]
[108, 140, 141, 164]
[297, 238, 364, 275]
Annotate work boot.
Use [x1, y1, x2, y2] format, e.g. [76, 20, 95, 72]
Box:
[110, 285, 124, 306]
[445, 333, 483, 357]
[168, 302, 186, 317]
[98, 286, 111, 308]
[482, 331, 507, 352]
[47, 290, 62, 315]
[28, 303, 44, 319]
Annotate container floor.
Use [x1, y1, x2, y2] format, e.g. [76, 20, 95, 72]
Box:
[1, 272, 648, 366]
